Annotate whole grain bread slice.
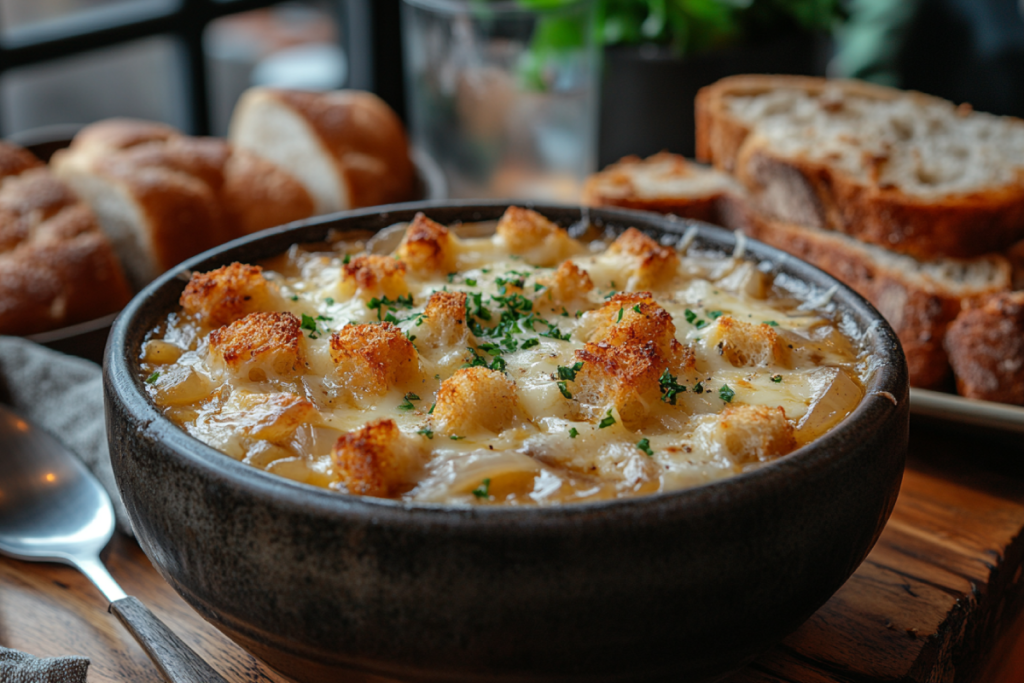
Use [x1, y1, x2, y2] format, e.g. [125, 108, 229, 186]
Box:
[696, 75, 1024, 260]
[719, 200, 1012, 388]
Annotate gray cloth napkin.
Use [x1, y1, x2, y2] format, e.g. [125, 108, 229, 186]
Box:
[0, 647, 88, 683]
[0, 336, 131, 535]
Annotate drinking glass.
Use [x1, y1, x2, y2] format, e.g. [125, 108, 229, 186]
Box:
[401, 0, 599, 201]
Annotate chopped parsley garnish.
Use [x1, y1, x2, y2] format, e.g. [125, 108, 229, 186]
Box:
[316, 315, 332, 321]
[636, 438, 653, 456]
[450, 435, 466, 441]
[367, 294, 414, 321]
[489, 356, 507, 372]
[429, 403, 436, 414]
[763, 320, 779, 327]
[447, 273, 456, 283]
[521, 338, 540, 349]
[290, 295, 299, 302]
[771, 374, 783, 383]
[464, 347, 489, 369]
[632, 304, 642, 314]
[478, 342, 502, 356]
[538, 321, 570, 341]
[708, 310, 724, 319]
[397, 392, 420, 411]
[598, 409, 616, 429]
[693, 381, 704, 394]
[719, 384, 735, 403]
[145, 371, 160, 384]
[417, 427, 434, 439]
[569, 427, 579, 439]
[300, 313, 320, 338]
[472, 478, 491, 499]
[684, 309, 698, 324]
[604, 290, 618, 300]
[465, 278, 477, 286]
[616, 307, 624, 323]
[557, 362, 584, 382]
[325, 297, 335, 305]
[658, 369, 687, 405]
[534, 283, 546, 292]
[557, 381, 573, 399]
[342, 254, 351, 265]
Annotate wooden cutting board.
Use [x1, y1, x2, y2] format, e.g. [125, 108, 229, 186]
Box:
[2, 419, 1023, 682]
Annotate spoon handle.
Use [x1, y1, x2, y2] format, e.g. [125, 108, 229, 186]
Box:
[110, 597, 230, 683]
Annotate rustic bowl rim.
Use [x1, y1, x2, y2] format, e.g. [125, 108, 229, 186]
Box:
[104, 199, 908, 528]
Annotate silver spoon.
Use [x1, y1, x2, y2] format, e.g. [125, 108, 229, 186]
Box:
[0, 404, 228, 683]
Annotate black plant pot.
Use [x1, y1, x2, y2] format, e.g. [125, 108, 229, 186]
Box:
[597, 33, 828, 166]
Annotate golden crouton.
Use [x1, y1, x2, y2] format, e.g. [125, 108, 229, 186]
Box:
[329, 322, 419, 395]
[209, 311, 304, 380]
[538, 260, 594, 311]
[608, 227, 679, 287]
[433, 367, 521, 436]
[180, 262, 275, 328]
[338, 254, 410, 301]
[715, 405, 796, 466]
[229, 391, 319, 443]
[494, 206, 576, 266]
[572, 340, 696, 428]
[706, 316, 789, 368]
[396, 212, 457, 274]
[332, 418, 423, 497]
[417, 291, 472, 351]
[587, 292, 681, 359]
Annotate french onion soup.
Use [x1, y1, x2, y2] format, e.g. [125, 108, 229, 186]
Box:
[140, 207, 869, 504]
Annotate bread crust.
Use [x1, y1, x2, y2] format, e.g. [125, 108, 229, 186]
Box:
[697, 75, 1024, 259]
[722, 201, 1011, 388]
[0, 141, 43, 180]
[945, 292, 1024, 405]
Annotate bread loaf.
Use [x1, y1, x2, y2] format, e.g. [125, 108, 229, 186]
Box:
[0, 159, 132, 335]
[720, 201, 1011, 388]
[52, 119, 315, 286]
[229, 88, 416, 214]
[581, 152, 740, 223]
[696, 75, 1024, 260]
[945, 292, 1024, 405]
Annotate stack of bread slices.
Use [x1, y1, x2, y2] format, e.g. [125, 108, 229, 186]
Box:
[584, 75, 1024, 405]
[0, 87, 416, 336]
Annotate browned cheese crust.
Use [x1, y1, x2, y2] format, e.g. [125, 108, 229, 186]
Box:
[696, 75, 1024, 259]
[179, 262, 275, 328]
[945, 292, 1024, 405]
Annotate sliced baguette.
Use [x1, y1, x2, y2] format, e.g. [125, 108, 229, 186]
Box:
[719, 200, 1012, 388]
[696, 75, 1024, 259]
[229, 88, 416, 214]
[51, 119, 315, 286]
[581, 152, 741, 224]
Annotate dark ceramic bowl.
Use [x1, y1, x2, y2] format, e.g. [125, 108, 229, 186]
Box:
[103, 202, 908, 683]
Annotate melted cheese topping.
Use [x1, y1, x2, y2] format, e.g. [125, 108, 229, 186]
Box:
[142, 210, 868, 505]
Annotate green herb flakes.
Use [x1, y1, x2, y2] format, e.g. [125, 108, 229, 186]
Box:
[636, 438, 653, 456]
[397, 393, 420, 411]
[771, 374, 783, 383]
[145, 371, 160, 384]
[472, 478, 491, 499]
[719, 384, 735, 403]
[557, 381, 573, 399]
[557, 362, 584, 382]
[569, 427, 579, 439]
[417, 428, 434, 439]
[598, 409, 616, 429]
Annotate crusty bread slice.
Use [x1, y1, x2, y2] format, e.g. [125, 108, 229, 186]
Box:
[51, 119, 315, 286]
[944, 292, 1024, 405]
[229, 88, 416, 214]
[0, 166, 132, 334]
[0, 140, 44, 180]
[581, 152, 741, 223]
[696, 75, 1024, 260]
[720, 200, 1012, 388]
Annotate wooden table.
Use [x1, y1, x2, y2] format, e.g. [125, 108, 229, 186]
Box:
[3, 417, 1024, 683]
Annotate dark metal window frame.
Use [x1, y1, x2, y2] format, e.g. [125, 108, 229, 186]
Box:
[0, 0, 353, 135]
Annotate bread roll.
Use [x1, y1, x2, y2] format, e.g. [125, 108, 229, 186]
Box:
[52, 119, 315, 286]
[229, 88, 416, 214]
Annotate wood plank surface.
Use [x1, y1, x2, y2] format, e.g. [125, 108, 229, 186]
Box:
[2, 419, 1023, 683]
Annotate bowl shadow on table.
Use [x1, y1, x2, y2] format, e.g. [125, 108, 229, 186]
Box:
[910, 413, 1024, 480]
[9, 126, 447, 366]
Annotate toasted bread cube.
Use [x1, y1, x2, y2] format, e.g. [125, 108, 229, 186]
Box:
[329, 322, 419, 395]
[396, 212, 457, 274]
[180, 262, 276, 328]
[572, 340, 696, 428]
[538, 260, 594, 311]
[706, 316, 789, 368]
[433, 367, 521, 436]
[945, 291, 1024, 405]
[714, 404, 796, 466]
[209, 311, 304, 380]
[338, 254, 410, 301]
[417, 291, 472, 351]
[495, 206, 577, 266]
[586, 292, 681, 359]
[230, 391, 319, 443]
[332, 418, 423, 497]
[608, 227, 680, 288]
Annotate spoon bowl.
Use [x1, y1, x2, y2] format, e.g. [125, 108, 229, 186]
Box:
[0, 403, 228, 683]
